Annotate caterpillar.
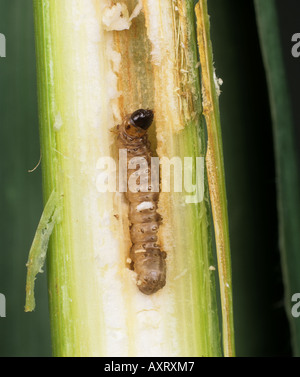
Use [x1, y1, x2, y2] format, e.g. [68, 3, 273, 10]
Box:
[117, 109, 166, 295]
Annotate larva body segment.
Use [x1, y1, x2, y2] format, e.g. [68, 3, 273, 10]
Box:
[117, 109, 166, 295]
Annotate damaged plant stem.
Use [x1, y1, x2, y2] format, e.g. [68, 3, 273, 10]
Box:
[26, 0, 233, 357]
[195, 0, 235, 357]
[25, 190, 60, 312]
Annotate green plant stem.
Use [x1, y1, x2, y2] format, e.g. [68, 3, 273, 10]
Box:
[31, 0, 222, 357]
[195, 0, 235, 357]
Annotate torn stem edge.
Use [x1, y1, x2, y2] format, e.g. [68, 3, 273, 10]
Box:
[25, 190, 60, 312]
[195, 0, 235, 357]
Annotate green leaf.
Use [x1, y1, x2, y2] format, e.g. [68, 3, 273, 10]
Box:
[25, 190, 60, 312]
[0, 0, 51, 356]
[254, 0, 300, 356]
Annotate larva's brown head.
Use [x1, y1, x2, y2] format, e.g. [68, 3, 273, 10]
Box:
[130, 109, 154, 130]
[123, 109, 154, 138]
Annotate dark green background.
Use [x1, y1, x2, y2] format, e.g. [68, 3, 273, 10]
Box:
[210, 0, 288, 357]
[0, 0, 299, 356]
[0, 1, 50, 356]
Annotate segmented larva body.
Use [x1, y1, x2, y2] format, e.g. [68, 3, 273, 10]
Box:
[117, 109, 166, 295]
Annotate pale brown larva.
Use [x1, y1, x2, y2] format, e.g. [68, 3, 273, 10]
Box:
[117, 109, 166, 295]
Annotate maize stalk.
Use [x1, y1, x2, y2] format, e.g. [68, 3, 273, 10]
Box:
[26, 0, 234, 357]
